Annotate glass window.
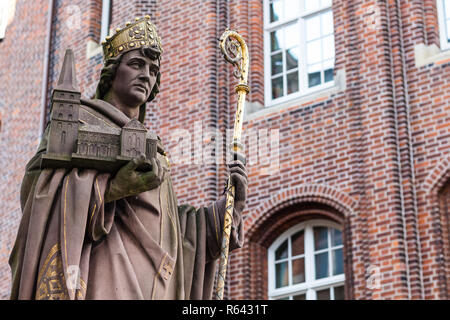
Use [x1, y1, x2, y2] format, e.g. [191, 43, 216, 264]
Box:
[0, 0, 15, 40]
[269, 220, 345, 300]
[438, 0, 450, 50]
[265, 0, 335, 104]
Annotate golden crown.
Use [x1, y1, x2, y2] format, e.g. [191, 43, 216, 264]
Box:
[101, 15, 162, 62]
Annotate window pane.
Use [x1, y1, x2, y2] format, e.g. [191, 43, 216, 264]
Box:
[313, 226, 328, 250]
[308, 71, 321, 88]
[285, 23, 300, 48]
[307, 39, 322, 64]
[322, 35, 335, 60]
[322, 10, 334, 35]
[293, 293, 306, 300]
[271, 53, 283, 75]
[331, 228, 342, 247]
[271, 29, 283, 52]
[272, 76, 284, 99]
[305, 0, 320, 12]
[275, 262, 289, 288]
[306, 16, 321, 41]
[292, 257, 305, 284]
[315, 252, 329, 279]
[332, 248, 344, 275]
[275, 239, 288, 260]
[334, 286, 345, 300]
[291, 229, 304, 256]
[270, 0, 284, 23]
[287, 71, 299, 94]
[316, 288, 331, 300]
[285, 0, 301, 20]
[324, 68, 334, 83]
[286, 47, 299, 70]
[276, 296, 290, 300]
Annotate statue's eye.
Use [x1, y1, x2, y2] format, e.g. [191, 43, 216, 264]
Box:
[129, 60, 142, 68]
[149, 65, 159, 76]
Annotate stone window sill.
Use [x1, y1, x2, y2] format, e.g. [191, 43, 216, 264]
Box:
[244, 69, 346, 122]
[415, 43, 450, 68]
[86, 39, 103, 59]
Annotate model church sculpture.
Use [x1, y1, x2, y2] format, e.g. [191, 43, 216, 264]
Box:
[41, 49, 157, 172]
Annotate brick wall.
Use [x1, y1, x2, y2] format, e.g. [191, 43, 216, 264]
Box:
[0, 0, 449, 300]
[230, 0, 450, 300]
[0, 0, 50, 299]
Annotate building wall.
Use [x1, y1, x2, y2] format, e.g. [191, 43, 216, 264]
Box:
[0, 0, 50, 298]
[0, 0, 449, 300]
[232, 0, 450, 300]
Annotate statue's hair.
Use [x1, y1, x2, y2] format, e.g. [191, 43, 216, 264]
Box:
[95, 46, 161, 103]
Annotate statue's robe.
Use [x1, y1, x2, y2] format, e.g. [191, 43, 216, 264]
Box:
[9, 99, 243, 300]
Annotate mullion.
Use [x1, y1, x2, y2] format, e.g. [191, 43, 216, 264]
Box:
[328, 228, 333, 277]
[288, 234, 293, 286]
[320, 14, 325, 86]
[281, 25, 288, 97]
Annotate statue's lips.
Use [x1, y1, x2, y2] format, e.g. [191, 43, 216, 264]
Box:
[133, 83, 147, 94]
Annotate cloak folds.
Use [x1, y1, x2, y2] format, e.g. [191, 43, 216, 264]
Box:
[9, 99, 244, 300]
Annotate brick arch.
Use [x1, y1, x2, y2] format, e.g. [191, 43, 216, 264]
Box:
[422, 156, 450, 194]
[420, 156, 450, 298]
[239, 184, 358, 299]
[245, 184, 358, 242]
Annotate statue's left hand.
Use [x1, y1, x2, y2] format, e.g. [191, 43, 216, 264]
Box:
[104, 154, 166, 203]
[228, 149, 248, 213]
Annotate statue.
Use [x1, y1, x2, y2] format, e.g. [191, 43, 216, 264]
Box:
[9, 16, 248, 300]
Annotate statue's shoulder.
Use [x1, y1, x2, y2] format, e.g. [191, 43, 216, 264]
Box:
[79, 98, 119, 129]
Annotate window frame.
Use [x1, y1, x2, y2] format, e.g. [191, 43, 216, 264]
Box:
[0, 1, 9, 40]
[437, 0, 450, 51]
[268, 219, 345, 300]
[100, 0, 112, 43]
[263, 0, 336, 107]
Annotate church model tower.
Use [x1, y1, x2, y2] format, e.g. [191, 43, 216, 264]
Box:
[41, 49, 157, 173]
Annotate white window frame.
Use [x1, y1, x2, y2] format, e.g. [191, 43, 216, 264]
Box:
[437, 0, 450, 51]
[0, 1, 10, 40]
[268, 219, 345, 300]
[100, 0, 112, 43]
[264, 0, 335, 107]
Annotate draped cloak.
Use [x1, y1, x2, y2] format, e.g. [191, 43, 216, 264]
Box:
[9, 98, 243, 300]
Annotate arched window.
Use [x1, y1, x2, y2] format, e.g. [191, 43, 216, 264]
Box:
[264, 0, 335, 105]
[268, 219, 345, 300]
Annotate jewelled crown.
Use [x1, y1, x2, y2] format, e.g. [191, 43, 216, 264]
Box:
[101, 15, 162, 62]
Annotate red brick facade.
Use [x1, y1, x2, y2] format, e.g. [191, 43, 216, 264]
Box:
[0, 0, 449, 300]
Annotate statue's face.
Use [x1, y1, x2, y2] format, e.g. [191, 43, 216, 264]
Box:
[111, 49, 159, 108]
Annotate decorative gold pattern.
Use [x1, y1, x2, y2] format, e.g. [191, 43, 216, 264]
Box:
[215, 30, 249, 300]
[212, 202, 220, 247]
[102, 15, 162, 62]
[35, 244, 69, 300]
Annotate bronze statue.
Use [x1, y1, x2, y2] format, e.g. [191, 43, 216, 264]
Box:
[9, 16, 248, 300]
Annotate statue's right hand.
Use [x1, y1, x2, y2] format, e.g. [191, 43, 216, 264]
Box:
[104, 154, 166, 203]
